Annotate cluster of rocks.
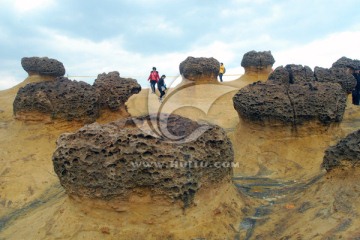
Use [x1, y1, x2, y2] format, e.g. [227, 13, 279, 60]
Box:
[322, 130, 360, 171]
[233, 57, 359, 126]
[14, 77, 99, 123]
[179, 57, 220, 83]
[52, 114, 234, 207]
[14, 58, 141, 122]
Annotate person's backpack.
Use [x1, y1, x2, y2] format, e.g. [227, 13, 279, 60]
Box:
[224, 67, 226, 74]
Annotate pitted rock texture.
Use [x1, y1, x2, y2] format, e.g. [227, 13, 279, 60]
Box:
[179, 57, 219, 82]
[21, 57, 65, 77]
[241, 50, 275, 68]
[315, 67, 356, 93]
[52, 114, 234, 207]
[331, 56, 360, 70]
[322, 130, 360, 171]
[93, 71, 141, 111]
[233, 65, 347, 125]
[13, 77, 99, 122]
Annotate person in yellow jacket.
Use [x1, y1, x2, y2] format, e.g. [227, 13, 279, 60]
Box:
[219, 62, 225, 82]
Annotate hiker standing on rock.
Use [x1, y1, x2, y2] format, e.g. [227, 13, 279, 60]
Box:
[148, 67, 160, 94]
[219, 62, 226, 82]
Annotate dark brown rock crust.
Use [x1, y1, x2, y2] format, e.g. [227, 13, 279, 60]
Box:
[52, 114, 234, 207]
[179, 57, 219, 82]
[322, 130, 360, 171]
[315, 67, 357, 93]
[13, 77, 99, 123]
[21, 57, 65, 77]
[241, 50, 275, 68]
[331, 56, 360, 70]
[93, 71, 141, 111]
[233, 65, 347, 125]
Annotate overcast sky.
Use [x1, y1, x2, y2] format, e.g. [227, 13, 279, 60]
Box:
[0, 0, 360, 89]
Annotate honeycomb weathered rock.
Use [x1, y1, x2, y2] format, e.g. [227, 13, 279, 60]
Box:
[52, 114, 234, 207]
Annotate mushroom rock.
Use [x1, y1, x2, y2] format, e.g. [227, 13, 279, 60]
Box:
[21, 57, 66, 77]
[93, 71, 141, 111]
[241, 50, 275, 75]
[331, 56, 360, 70]
[13, 77, 99, 123]
[322, 129, 360, 171]
[314, 66, 356, 93]
[52, 114, 234, 207]
[233, 64, 347, 126]
[179, 57, 220, 83]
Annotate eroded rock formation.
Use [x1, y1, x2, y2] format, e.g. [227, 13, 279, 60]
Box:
[322, 130, 360, 171]
[21, 57, 65, 77]
[315, 67, 357, 93]
[179, 57, 219, 83]
[93, 71, 141, 111]
[52, 114, 233, 207]
[241, 50, 275, 68]
[13, 77, 99, 123]
[15, 57, 141, 122]
[331, 56, 360, 70]
[233, 64, 347, 125]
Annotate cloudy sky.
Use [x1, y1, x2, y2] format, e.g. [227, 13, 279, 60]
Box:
[0, 0, 360, 90]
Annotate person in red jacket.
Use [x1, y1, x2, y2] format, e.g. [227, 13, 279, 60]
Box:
[148, 67, 160, 94]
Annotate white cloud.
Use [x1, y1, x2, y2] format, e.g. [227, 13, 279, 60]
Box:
[0, 72, 23, 90]
[12, 0, 56, 13]
[273, 30, 360, 69]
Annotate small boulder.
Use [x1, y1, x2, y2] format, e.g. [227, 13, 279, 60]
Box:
[331, 56, 360, 70]
[52, 114, 234, 207]
[21, 57, 65, 77]
[322, 130, 360, 171]
[314, 66, 356, 93]
[93, 71, 141, 111]
[179, 57, 220, 83]
[241, 50, 275, 68]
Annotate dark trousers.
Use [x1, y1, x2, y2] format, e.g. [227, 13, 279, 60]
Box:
[219, 73, 223, 82]
[159, 87, 165, 99]
[352, 90, 360, 105]
[150, 80, 157, 93]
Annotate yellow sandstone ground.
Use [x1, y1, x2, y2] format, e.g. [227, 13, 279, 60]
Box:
[1, 71, 360, 239]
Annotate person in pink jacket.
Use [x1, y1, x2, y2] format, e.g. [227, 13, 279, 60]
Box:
[148, 67, 160, 94]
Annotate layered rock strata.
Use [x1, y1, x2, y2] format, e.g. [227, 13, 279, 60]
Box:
[52, 114, 234, 207]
